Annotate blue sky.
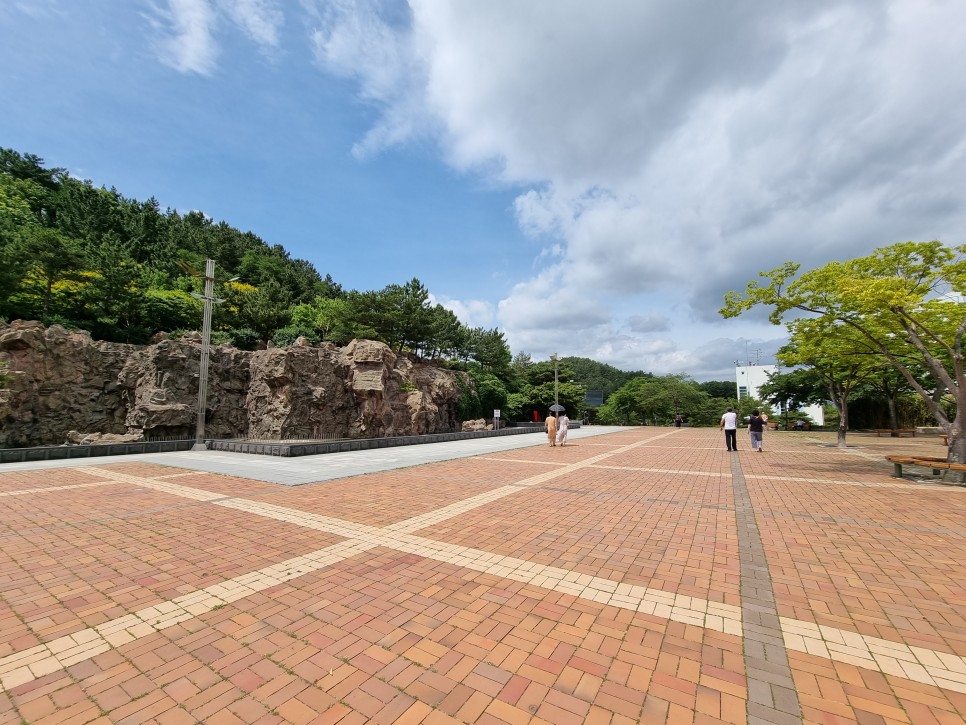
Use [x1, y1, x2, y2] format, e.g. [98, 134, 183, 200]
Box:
[3, 1, 966, 380]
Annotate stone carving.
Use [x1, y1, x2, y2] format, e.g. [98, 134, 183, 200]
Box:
[0, 320, 469, 448]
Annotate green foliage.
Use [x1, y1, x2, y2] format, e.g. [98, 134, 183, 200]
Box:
[455, 371, 480, 420]
[142, 289, 201, 332]
[503, 392, 530, 421]
[227, 327, 260, 351]
[698, 380, 735, 399]
[272, 325, 321, 347]
[597, 374, 714, 425]
[757, 368, 825, 409]
[467, 366, 509, 417]
[562, 357, 646, 402]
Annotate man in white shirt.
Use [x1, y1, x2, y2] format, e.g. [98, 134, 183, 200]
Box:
[720, 406, 738, 451]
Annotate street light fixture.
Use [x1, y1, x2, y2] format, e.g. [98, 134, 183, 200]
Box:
[180, 259, 237, 451]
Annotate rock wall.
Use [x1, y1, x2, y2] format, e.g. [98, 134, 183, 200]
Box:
[0, 321, 468, 447]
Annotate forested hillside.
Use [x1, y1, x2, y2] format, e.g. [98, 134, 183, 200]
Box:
[0, 148, 508, 368]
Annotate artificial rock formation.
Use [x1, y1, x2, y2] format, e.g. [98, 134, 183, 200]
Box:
[0, 320, 468, 447]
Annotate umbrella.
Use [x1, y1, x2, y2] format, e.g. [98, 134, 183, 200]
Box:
[549, 404, 566, 412]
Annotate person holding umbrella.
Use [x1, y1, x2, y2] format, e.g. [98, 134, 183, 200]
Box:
[545, 410, 558, 447]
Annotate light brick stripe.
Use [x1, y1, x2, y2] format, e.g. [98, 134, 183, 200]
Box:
[781, 619, 966, 694]
[0, 480, 120, 497]
[744, 473, 965, 490]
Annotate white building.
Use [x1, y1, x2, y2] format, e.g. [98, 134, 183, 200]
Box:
[735, 364, 825, 426]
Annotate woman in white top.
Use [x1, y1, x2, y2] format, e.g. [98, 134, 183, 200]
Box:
[556, 413, 570, 446]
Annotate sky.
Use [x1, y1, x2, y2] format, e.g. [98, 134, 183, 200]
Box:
[3, 1, 966, 381]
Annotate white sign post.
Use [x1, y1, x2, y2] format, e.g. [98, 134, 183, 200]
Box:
[493, 409, 501, 430]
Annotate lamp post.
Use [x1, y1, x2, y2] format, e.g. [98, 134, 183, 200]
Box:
[550, 353, 559, 407]
[191, 260, 215, 450]
[183, 259, 235, 451]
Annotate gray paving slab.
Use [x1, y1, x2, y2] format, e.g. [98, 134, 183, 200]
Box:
[730, 452, 803, 724]
[0, 426, 631, 484]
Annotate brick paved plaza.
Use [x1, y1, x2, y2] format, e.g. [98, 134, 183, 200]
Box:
[1, 427, 964, 724]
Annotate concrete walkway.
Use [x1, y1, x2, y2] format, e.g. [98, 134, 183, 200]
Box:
[0, 427, 963, 724]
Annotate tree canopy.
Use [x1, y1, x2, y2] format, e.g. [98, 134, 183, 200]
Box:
[722, 240, 966, 460]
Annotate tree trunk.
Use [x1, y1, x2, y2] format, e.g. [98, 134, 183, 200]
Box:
[836, 397, 848, 448]
[945, 406, 966, 484]
[947, 412, 966, 464]
[832, 400, 849, 448]
[886, 395, 899, 430]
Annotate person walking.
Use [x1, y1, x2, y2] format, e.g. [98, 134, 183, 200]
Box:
[545, 412, 558, 447]
[749, 409, 766, 452]
[556, 412, 570, 446]
[720, 406, 738, 451]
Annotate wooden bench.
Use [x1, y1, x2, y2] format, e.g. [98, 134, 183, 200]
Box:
[885, 454, 965, 479]
[874, 429, 917, 437]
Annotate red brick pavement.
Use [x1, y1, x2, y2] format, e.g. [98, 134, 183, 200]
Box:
[0, 428, 964, 723]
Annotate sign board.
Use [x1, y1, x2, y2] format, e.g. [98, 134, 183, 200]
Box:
[584, 390, 604, 406]
[493, 409, 501, 418]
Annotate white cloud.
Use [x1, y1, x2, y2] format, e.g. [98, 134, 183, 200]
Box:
[433, 295, 495, 330]
[149, 0, 283, 74]
[148, 0, 218, 75]
[152, 0, 966, 377]
[218, 0, 283, 49]
[306, 0, 432, 158]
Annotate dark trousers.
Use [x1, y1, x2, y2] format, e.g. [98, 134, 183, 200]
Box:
[724, 429, 737, 450]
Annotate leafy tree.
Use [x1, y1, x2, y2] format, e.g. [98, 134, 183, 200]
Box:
[596, 374, 711, 425]
[758, 368, 825, 411]
[776, 319, 883, 446]
[18, 226, 86, 317]
[81, 233, 144, 333]
[562, 357, 646, 402]
[467, 327, 512, 372]
[141, 289, 202, 332]
[504, 391, 532, 421]
[722, 241, 966, 460]
[394, 278, 433, 354]
[698, 380, 736, 399]
[272, 325, 321, 347]
[466, 366, 509, 418]
[237, 278, 293, 343]
[424, 305, 465, 360]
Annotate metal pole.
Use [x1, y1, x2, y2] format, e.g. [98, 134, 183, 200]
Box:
[192, 259, 215, 450]
[551, 353, 559, 406]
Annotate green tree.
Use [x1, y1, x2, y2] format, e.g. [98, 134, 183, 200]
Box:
[776, 319, 883, 446]
[722, 241, 966, 459]
[698, 380, 736, 399]
[596, 374, 711, 425]
[468, 327, 512, 372]
[562, 357, 645, 401]
[466, 366, 509, 419]
[19, 226, 85, 317]
[424, 305, 465, 360]
[236, 278, 293, 343]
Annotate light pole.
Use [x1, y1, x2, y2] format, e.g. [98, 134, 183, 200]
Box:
[550, 353, 559, 407]
[183, 259, 235, 451]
